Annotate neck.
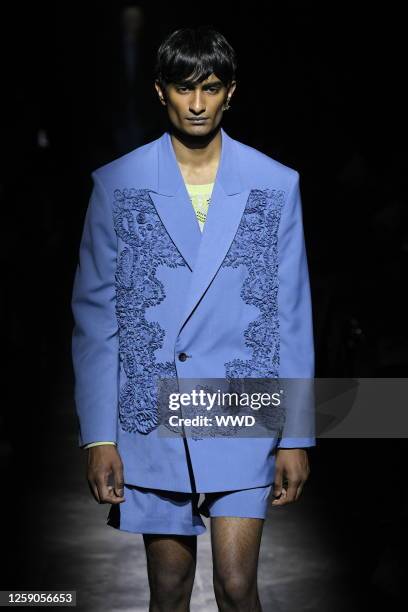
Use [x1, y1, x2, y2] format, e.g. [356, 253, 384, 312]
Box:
[169, 125, 222, 171]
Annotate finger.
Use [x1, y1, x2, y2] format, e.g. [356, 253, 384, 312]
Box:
[273, 469, 283, 497]
[106, 485, 124, 502]
[113, 464, 125, 498]
[271, 487, 287, 506]
[97, 481, 113, 504]
[286, 479, 300, 503]
[107, 485, 126, 504]
[297, 474, 309, 500]
[295, 481, 304, 501]
[275, 479, 303, 505]
[97, 475, 126, 504]
[95, 469, 112, 504]
[97, 480, 122, 504]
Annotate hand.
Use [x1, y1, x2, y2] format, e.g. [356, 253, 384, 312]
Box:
[272, 448, 310, 506]
[86, 444, 125, 505]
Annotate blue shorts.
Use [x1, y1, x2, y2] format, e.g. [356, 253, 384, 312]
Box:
[107, 484, 273, 536]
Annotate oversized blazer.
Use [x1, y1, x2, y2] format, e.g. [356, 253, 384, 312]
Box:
[71, 127, 315, 493]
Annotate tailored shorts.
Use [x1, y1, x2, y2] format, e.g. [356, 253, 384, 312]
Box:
[107, 484, 273, 536]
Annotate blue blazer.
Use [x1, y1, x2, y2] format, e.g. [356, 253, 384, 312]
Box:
[71, 127, 315, 492]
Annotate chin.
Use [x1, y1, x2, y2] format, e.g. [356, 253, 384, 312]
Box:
[187, 127, 211, 135]
[184, 123, 218, 136]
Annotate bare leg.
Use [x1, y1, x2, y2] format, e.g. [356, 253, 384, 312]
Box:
[211, 517, 264, 611]
[143, 533, 197, 612]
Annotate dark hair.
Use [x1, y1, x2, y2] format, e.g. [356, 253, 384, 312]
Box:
[155, 26, 237, 90]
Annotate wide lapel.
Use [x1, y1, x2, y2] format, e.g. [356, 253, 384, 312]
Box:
[177, 128, 251, 334]
[149, 132, 202, 271]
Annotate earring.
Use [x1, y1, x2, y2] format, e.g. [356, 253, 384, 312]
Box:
[224, 98, 231, 111]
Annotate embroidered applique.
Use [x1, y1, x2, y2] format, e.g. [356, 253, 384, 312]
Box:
[113, 188, 187, 435]
[111, 186, 285, 439]
[222, 188, 285, 380]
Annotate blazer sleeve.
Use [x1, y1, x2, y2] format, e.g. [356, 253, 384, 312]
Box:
[71, 172, 120, 448]
[276, 171, 316, 449]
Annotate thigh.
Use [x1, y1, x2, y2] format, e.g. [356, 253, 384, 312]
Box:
[211, 516, 264, 581]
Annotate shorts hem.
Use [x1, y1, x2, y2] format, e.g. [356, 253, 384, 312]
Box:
[106, 517, 207, 536]
[209, 511, 267, 519]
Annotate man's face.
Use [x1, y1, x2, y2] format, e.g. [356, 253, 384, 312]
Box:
[155, 73, 236, 136]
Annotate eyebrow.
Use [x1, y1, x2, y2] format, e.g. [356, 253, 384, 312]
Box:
[175, 80, 224, 88]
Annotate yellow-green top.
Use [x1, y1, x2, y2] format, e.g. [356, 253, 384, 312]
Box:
[185, 182, 215, 232]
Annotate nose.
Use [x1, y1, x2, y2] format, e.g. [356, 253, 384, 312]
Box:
[189, 90, 206, 115]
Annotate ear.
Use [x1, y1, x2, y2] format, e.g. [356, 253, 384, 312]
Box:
[227, 80, 237, 98]
[154, 80, 167, 106]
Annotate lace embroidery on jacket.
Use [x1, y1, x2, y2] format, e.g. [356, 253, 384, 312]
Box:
[113, 188, 186, 435]
[112, 187, 285, 438]
[222, 188, 285, 379]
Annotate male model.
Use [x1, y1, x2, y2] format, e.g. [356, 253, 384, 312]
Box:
[71, 26, 315, 611]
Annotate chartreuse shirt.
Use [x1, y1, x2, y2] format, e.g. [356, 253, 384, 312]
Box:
[83, 182, 215, 449]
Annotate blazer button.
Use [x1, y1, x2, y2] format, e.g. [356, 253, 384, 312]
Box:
[178, 352, 188, 362]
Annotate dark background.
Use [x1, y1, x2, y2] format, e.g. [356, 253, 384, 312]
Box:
[1, 2, 407, 609]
